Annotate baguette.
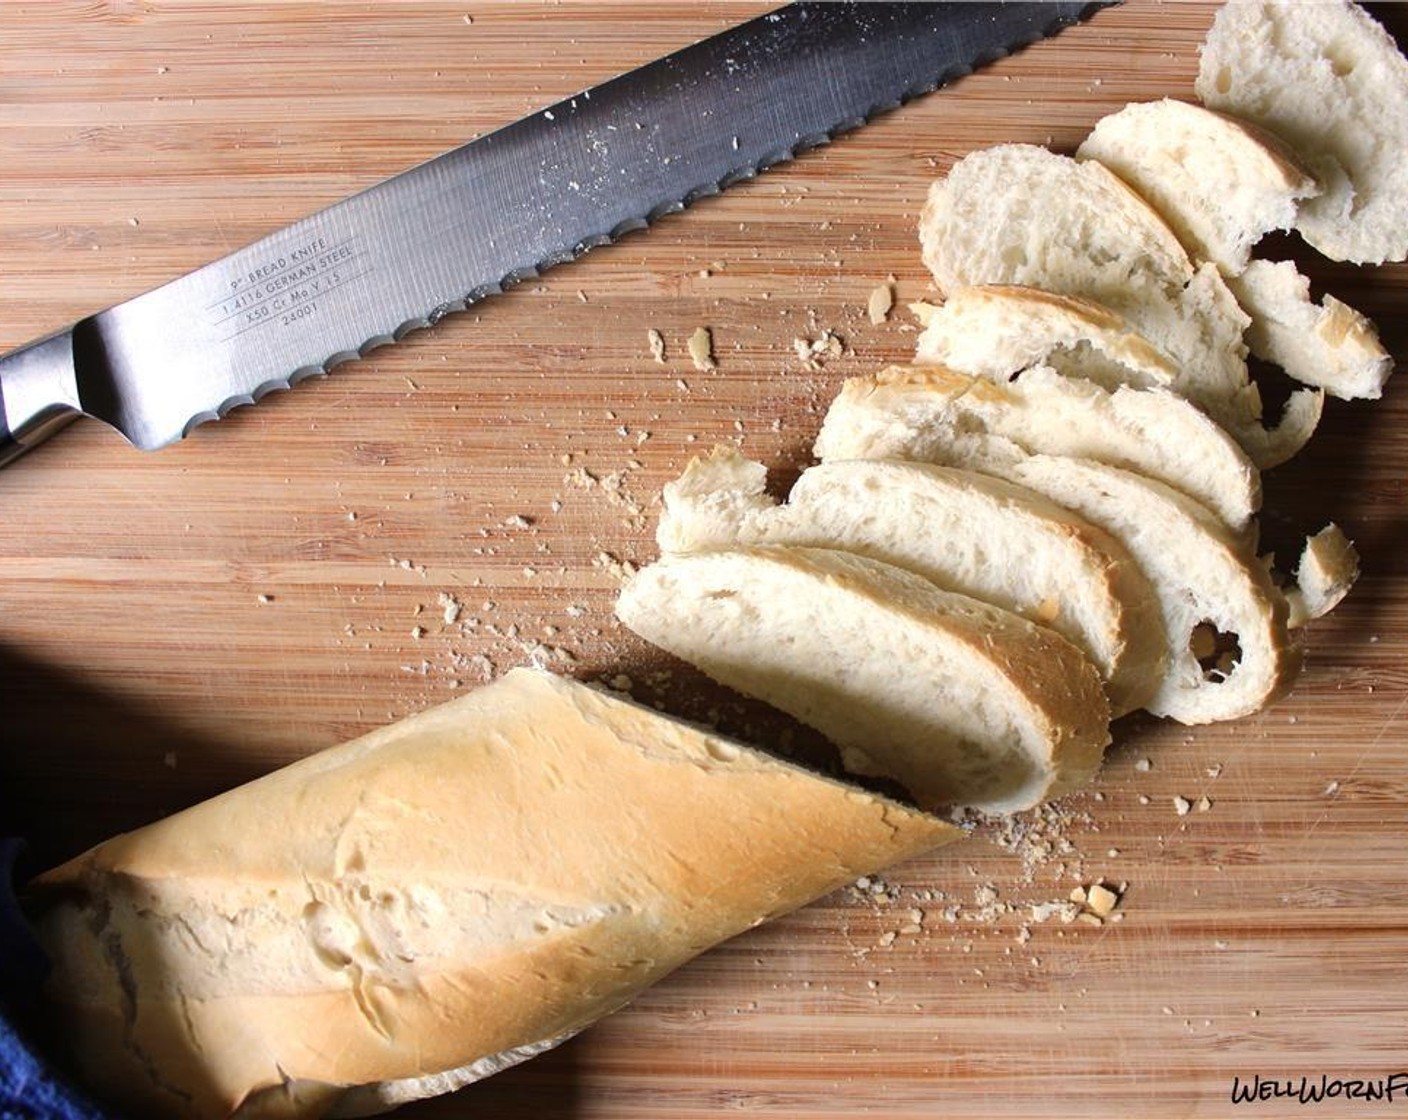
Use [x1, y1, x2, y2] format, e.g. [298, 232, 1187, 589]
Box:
[811, 365, 1260, 533]
[919, 143, 1321, 468]
[657, 446, 1166, 716]
[615, 546, 1111, 814]
[27, 669, 957, 1120]
[1196, 0, 1408, 265]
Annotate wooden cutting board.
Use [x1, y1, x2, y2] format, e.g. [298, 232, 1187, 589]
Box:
[3, 3, 1407, 1117]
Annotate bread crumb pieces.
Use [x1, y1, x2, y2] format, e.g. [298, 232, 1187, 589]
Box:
[1195, 795, 1213, 812]
[1085, 883, 1119, 918]
[438, 592, 462, 625]
[687, 327, 715, 371]
[792, 329, 846, 369]
[647, 328, 666, 363]
[257, 594, 274, 604]
[1173, 795, 1192, 816]
[867, 281, 894, 325]
[1134, 758, 1152, 772]
[594, 551, 638, 582]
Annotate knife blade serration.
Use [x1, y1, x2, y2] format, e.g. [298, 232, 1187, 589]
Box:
[0, 2, 1105, 465]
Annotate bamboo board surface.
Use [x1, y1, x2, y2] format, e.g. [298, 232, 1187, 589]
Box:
[2, 3, 1407, 1117]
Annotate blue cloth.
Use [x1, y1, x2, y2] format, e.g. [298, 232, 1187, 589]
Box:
[0, 839, 111, 1120]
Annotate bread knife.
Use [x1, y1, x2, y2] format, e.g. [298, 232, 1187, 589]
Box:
[0, 2, 1108, 467]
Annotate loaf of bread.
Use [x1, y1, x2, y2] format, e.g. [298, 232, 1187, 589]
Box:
[1196, 0, 1408, 264]
[615, 545, 1110, 814]
[26, 669, 958, 1120]
[656, 446, 1165, 716]
[811, 365, 1260, 533]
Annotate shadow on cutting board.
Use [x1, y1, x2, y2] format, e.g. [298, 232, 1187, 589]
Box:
[0, 641, 272, 879]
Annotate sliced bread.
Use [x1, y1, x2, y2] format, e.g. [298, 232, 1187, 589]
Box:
[1196, 0, 1408, 265]
[1076, 100, 1391, 401]
[912, 285, 1178, 391]
[657, 447, 1166, 716]
[1001, 457, 1300, 725]
[1076, 98, 1319, 276]
[1285, 522, 1361, 629]
[1228, 259, 1393, 401]
[919, 144, 1321, 467]
[811, 365, 1261, 533]
[615, 546, 1111, 814]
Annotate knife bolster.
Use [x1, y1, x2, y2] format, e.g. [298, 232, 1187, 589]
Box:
[0, 327, 82, 466]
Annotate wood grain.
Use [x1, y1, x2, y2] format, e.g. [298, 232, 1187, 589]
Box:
[2, 3, 1407, 1117]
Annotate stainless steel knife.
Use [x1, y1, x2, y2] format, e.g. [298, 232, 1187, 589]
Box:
[0, 2, 1104, 467]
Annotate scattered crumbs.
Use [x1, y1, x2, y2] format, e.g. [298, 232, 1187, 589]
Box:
[503, 514, 534, 529]
[1206, 763, 1224, 778]
[1134, 758, 1152, 772]
[437, 592, 462, 625]
[410, 626, 425, 640]
[867, 280, 894, 325]
[647, 328, 666, 363]
[1323, 780, 1341, 796]
[687, 326, 716, 372]
[1195, 795, 1213, 813]
[575, 289, 588, 303]
[1138, 794, 1151, 806]
[793, 328, 846, 369]
[1173, 796, 1192, 816]
[257, 594, 274, 604]
[1214, 939, 1230, 950]
[594, 550, 638, 583]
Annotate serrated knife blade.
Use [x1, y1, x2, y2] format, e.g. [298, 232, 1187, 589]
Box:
[0, 2, 1105, 467]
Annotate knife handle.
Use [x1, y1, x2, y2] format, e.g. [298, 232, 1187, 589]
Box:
[0, 328, 82, 467]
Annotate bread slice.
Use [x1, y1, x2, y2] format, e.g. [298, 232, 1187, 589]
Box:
[1075, 100, 1391, 401]
[811, 365, 1261, 533]
[919, 143, 1321, 467]
[1228, 259, 1393, 401]
[912, 285, 1179, 391]
[1196, 0, 1408, 264]
[615, 547, 1111, 815]
[1286, 522, 1360, 629]
[28, 669, 957, 1120]
[1077, 98, 1319, 276]
[657, 447, 1166, 716]
[1001, 457, 1300, 725]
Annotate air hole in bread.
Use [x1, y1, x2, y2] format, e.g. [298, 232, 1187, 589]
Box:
[1190, 621, 1243, 683]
